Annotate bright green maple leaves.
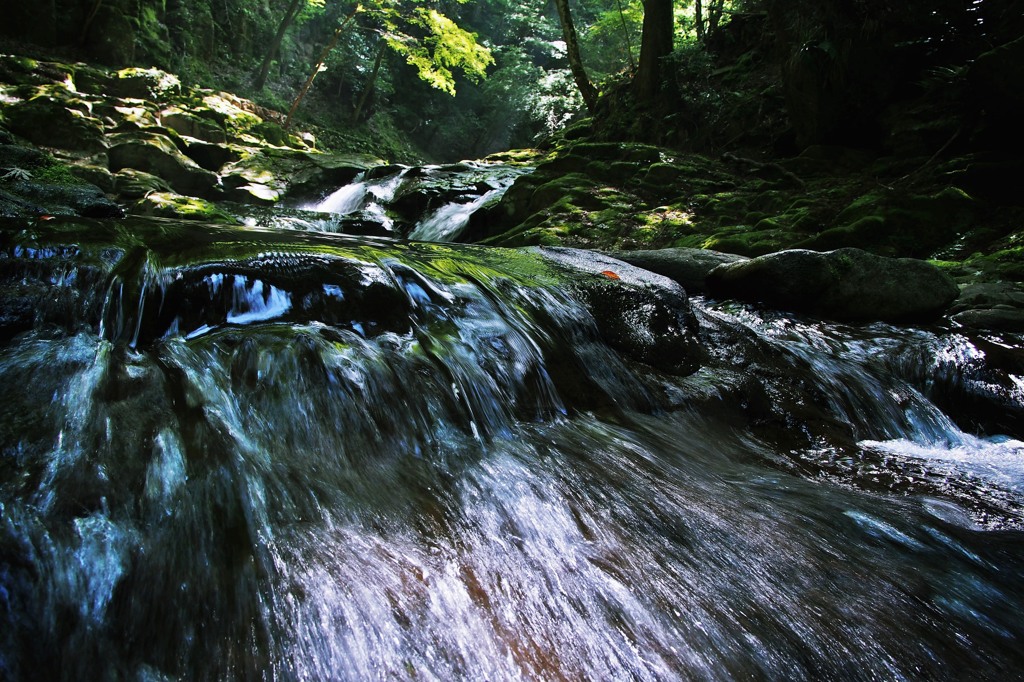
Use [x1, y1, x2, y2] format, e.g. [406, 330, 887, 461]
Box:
[370, 2, 493, 95]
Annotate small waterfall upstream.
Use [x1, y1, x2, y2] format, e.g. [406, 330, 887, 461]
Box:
[301, 168, 412, 231]
[289, 162, 528, 241]
[1, 166, 1023, 681]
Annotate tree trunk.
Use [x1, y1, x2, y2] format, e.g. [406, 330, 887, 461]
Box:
[552, 0, 599, 112]
[695, 0, 704, 41]
[708, 0, 724, 38]
[616, 0, 636, 70]
[634, 0, 674, 101]
[254, 0, 304, 90]
[352, 39, 387, 123]
[79, 0, 104, 45]
[285, 7, 361, 129]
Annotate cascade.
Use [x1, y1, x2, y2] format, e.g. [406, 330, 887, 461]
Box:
[1, 164, 1023, 680]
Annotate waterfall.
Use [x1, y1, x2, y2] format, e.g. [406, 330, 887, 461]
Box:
[1, 216, 1023, 681]
[408, 187, 505, 242]
[299, 168, 412, 232]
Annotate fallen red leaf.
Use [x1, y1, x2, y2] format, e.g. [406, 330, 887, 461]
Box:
[600, 270, 620, 280]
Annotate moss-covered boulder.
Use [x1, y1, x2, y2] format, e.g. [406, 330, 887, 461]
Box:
[160, 107, 228, 144]
[98, 67, 182, 100]
[706, 247, 959, 322]
[107, 131, 219, 198]
[3, 94, 107, 154]
[0, 144, 120, 218]
[132, 191, 238, 223]
[113, 168, 174, 199]
[795, 187, 979, 258]
[947, 282, 1024, 331]
[0, 175, 121, 219]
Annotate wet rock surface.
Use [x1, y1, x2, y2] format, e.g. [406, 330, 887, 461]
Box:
[532, 247, 703, 375]
[706, 247, 959, 323]
[601, 247, 748, 293]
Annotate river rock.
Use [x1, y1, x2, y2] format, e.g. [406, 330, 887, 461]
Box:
[108, 131, 220, 198]
[706, 247, 959, 322]
[0, 177, 122, 218]
[947, 282, 1024, 331]
[531, 247, 702, 375]
[160, 107, 228, 144]
[601, 247, 748, 294]
[3, 95, 107, 154]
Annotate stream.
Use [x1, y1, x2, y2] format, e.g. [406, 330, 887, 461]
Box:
[1, 164, 1023, 681]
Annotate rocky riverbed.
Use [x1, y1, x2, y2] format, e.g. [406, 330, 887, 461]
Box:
[2, 54, 1024, 331]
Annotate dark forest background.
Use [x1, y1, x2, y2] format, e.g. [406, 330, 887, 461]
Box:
[2, 0, 1020, 166]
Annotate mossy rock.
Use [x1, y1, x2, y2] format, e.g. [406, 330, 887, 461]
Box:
[0, 56, 49, 87]
[3, 96, 106, 153]
[481, 148, 547, 166]
[0, 174, 121, 218]
[94, 102, 161, 133]
[707, 247, 959, 322]
[535, 154, 590, 174]
[160, 108, 228, 144]
[795, 215, 888, 253]
[802, 186, 979, 258]
[567, 142, 662, 164]
[529, 173, 601, 212]
[641, 163, 691, 192]
[132, 191, 238, 223]
[200, 93, 263, 140]
[223, 182, 282, 206]
[113, 169, 174, 200]
[251, 121, 289, 147]
[108, 131, 219, 198]
[703, 226, 793, 257]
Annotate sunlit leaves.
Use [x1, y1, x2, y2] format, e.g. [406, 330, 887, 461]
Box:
[386, 8, 493, 95]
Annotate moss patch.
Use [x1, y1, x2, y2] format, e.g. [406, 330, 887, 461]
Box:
[132, 191, 238, 223]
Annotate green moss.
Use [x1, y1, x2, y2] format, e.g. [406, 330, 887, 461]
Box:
[252, 121, 288, 146]
[701, 224, 793, 256]
[795, 215, 888, 253]
[34, 162, 88, 186]
[134, 192, 238, 223]
[481, 148, 548, 166]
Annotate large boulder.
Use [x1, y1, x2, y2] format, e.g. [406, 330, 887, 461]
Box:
[706, 247, 959, 322]
[532, 247, 703, 375]
[160, 107, 228, 144]
[0, 176, 122, 219]
[3, 95, 107, 154]
[602, 247, 748, 294]
[108, 132, 219, 199]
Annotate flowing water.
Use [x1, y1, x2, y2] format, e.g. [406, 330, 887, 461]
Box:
[1, 167, 1024, 681]
[293, 162, 527, 241]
